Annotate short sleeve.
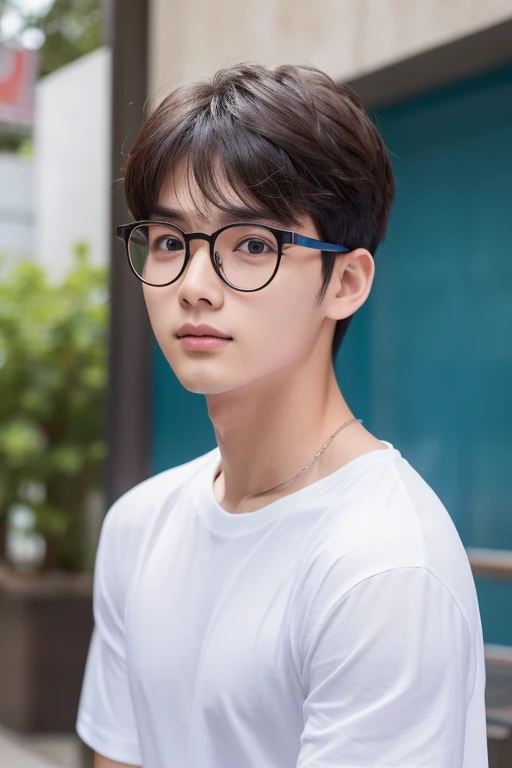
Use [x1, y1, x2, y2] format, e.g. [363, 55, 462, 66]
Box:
[297, 567, 474, 767]
[76, 505, 142, 765]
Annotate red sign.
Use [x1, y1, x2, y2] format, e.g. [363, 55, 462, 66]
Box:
[0, 45, 39, 126]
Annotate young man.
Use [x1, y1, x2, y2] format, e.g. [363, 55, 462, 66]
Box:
[76, 63, 488, 767]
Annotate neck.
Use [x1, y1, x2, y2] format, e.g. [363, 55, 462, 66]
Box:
[205, 354, 382, 514]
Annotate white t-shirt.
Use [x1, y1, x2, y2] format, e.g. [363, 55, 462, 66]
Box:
[76, 442, 488, 768]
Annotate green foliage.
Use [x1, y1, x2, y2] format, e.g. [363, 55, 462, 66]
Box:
[16, 136, 34, 160]
[0, 0, 102, 78]
[0, 242, 108, 571]
[32, 0, 103, 79]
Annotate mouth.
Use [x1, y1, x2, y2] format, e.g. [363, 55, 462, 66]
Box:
[177, 334, 233, 350]
[177, 334, 233, 340]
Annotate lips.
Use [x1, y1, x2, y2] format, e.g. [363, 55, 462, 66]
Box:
[179, 335, 232, 351]
[176, 323, 232, 339]
[181, 334, 230, 338]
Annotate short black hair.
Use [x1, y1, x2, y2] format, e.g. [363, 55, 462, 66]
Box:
[122, 61, 395, 360]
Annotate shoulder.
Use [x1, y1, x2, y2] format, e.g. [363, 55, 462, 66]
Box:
[102, 448, 214, 537]
[95, 448, 215, 578]
[300, 449, 477, 632]
[91, 448, 216, 617]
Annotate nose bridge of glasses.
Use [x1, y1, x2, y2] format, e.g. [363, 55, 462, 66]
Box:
[181, 232, 221, 280]
[184, 231, 216, 264]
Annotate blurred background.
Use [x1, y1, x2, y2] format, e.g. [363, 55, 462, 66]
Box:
[0, 1, 511, 766]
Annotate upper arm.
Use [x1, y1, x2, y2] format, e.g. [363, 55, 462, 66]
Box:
[298, 567, 474, 767]
[94, 753, 142, 768]
[76, 505, 143, 764]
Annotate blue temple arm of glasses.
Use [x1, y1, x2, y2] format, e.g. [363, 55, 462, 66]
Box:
[284, 232, 350, 252]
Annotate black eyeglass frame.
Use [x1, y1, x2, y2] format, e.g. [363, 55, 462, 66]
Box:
[116, 220, 351, 292]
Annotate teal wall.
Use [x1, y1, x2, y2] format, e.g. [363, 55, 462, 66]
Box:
[151, 63, 512, 644]
[339, 63, 512, 645]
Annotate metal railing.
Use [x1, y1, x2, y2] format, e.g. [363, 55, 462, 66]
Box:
[467, 547, 512, 766]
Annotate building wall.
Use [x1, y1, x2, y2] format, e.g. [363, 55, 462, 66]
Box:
[148, 0, 512, 102]
[0, 151, 34, 272]
[33, 46, 111, 284]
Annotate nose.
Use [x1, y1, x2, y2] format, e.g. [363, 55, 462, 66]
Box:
[176, 237, 223, 304]
[185, 238, 216, 277]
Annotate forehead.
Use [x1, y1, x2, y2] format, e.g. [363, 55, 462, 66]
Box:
[155, 158, 248, 227]
[152, 157, 301, 231]
[159, 159, 233, 211]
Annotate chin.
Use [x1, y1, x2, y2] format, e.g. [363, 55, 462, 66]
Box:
[172, 367, 240, 396]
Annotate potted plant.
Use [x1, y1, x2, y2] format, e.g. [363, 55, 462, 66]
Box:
[0, 243, 108, 732]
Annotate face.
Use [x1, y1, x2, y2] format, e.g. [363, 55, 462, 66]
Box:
[141, 159, 371, 397]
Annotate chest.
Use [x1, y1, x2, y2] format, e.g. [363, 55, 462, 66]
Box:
[124, 525, 307, 739]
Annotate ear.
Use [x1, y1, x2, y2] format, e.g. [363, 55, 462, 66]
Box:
[324, 248, 375, 321]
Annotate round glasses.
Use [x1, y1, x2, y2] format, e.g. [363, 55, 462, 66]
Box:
[116, 220, 351, 293]
[123, 221, 283, 292]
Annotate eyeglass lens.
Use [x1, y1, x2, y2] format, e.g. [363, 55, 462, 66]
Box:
[128, 223, 280, 290]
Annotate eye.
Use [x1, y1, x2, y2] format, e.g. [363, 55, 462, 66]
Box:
[237, 238, 275, 255]
[155, 235, 183, 252]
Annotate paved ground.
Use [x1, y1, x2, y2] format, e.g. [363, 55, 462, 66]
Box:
[0, 726, 82, 768]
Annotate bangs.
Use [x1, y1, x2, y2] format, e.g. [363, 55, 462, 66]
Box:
[125, 101, 313, 228]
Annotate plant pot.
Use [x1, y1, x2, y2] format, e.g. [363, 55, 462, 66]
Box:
[0, 562, 93, 733]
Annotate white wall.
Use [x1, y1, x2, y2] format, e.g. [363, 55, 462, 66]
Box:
[0, 150, 34, 272]
[149, 0, 512, 103]
[33, 46, 111, 284]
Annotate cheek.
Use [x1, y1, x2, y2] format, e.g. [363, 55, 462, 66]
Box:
[142, 286, 157, 324]
[274, 259, 323, 329]
[142, 286, 173, 342]
[247, 280, 321, 360]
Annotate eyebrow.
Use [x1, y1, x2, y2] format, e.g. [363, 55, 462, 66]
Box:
[148, 203, 293, 230]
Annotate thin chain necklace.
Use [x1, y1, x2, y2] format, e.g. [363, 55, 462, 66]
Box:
[229, 417, 361, 499]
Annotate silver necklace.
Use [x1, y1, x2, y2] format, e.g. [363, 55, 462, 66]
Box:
[246, 417, 361, 498]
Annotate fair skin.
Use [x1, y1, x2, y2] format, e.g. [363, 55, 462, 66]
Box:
[140, 158, 387, 515]
[94, 756, 140, 768]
